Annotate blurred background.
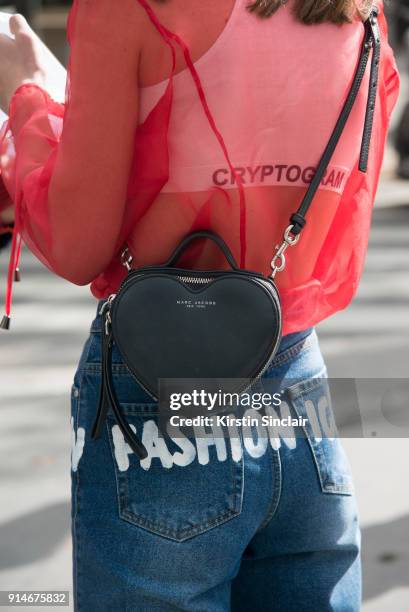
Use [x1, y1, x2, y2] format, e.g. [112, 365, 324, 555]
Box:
[0, 1, 408, 611]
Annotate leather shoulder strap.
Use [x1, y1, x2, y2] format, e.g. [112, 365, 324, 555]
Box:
[289, 6, 381, 237]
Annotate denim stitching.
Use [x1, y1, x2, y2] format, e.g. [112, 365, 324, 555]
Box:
[302, 435, 352, 495]
[256, 446, 282, 532]
[106, 419, 130, 533]
[287, 376, 353, 496]
[285, 371, 328, 400]
[263, 331, 316, 374]
[106, 416, 244, 542]
[120, 506, 241, 542]
[71, 378, 83, 612]
[232, 429, 245, 515]
[120, 466, 244, 541]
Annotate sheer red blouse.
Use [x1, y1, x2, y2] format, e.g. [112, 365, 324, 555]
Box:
[0, 0, 400, 333]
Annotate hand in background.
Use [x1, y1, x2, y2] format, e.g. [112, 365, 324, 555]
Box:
[0, 14, 47, 113]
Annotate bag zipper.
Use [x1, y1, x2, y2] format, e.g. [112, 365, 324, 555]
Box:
[176, 276, 214, 284]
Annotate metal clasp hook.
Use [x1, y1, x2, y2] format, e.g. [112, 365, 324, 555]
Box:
[121, 246, 133, 271]
[270, 225, 300, 279]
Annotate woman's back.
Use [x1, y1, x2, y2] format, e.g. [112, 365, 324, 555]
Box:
[0, 0, 399, 333]
[138, 0, 238, 87]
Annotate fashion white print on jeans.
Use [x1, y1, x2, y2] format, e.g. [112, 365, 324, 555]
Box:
[69, 393, 338, 473]
[108, 396, 338, 473]
[71, 416, 85, 472]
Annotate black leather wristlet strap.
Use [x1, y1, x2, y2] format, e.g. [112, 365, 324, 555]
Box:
[104, 339, 149, 459]
[289, 7, 381, 236]
[92, 326, 148, 460]
[91, 329, 112, 440]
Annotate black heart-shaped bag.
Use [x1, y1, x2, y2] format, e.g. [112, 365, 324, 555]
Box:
[91, 10, 380, 459]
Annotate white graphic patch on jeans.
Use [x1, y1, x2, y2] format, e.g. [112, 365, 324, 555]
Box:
[71, 416, 85, 472]
[109, 389, 338, 472]
[109, 401, 323, 472]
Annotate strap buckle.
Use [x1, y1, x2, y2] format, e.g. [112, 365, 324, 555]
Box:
[121, 246, 133, 271]
[270, 225, 300, 279]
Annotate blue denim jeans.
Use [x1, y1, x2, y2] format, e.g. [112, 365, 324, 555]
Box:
[70, 301, 361, 611]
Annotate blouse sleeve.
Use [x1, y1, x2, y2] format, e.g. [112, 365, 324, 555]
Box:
[0, 0, 142, 285]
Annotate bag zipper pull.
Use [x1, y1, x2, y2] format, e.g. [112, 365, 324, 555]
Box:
[121, 246, 133, 271]
[99, 293, 116, 316]
[98, 294, 115, 335]
[105, 310, 112, 337]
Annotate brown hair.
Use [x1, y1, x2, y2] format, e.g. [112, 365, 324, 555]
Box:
[247, 0, 372, 24]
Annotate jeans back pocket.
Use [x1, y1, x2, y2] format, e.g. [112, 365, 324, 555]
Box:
[286, 376, 354, 496]
[106, 402, 244, 542]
